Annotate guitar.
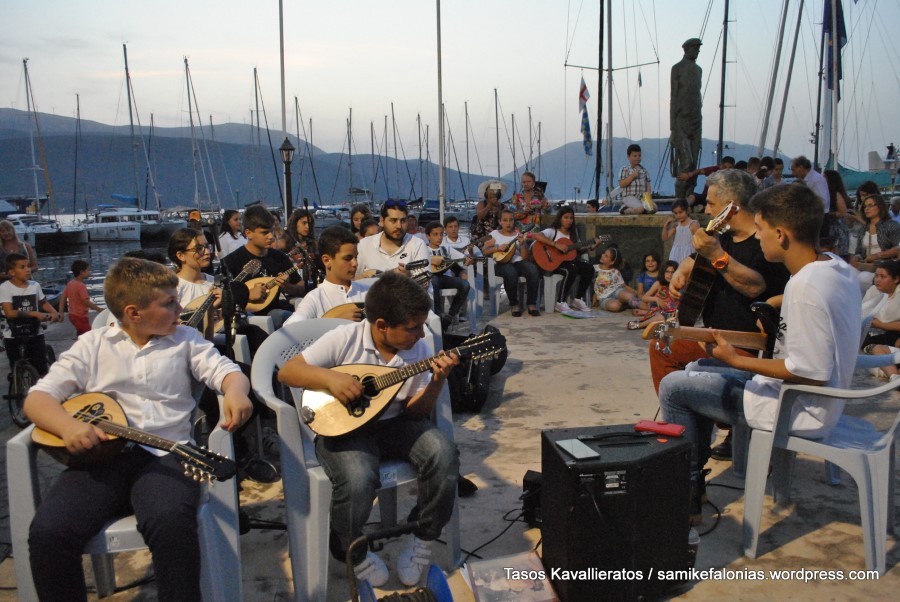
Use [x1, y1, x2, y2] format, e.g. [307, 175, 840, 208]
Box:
[430, 256, 489, 275]
[180, 259, 261, 333]
[31, 393, 236, 482]
[299, 331, 503, 437]
[491, 224, 538, 264]
[530, 235, 613, 272]
[244, 261, 305, 313]
[641, 321, 769, 353]
[673, 202, 739, 326]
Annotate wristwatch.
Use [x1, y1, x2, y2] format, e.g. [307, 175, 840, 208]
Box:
[711, 253, 730, 270]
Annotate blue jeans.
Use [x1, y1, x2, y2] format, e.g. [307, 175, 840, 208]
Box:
[315, 416, 459, 564]
[658, 369, 752, 483]
[494, 260, 540, 308]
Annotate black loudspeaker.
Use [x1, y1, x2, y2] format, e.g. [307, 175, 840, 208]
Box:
[541, 426, 692, 601]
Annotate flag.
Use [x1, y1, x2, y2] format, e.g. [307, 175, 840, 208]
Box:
[580, 107, 592, 156]
[823, 0, 847, 98]
[578, 77, 590, 112]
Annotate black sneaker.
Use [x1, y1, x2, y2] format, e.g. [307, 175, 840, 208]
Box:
[711, 431, 733, 461]
[458, 475, 478, 498]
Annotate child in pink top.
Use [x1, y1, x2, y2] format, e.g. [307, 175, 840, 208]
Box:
[58, 260, 102, 336]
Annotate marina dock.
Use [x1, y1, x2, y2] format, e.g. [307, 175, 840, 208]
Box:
[0, 307, 898, 600]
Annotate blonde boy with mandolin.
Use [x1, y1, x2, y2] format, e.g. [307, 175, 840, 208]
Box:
[278, 272, 459, 588]
[23, 257, 253, 602]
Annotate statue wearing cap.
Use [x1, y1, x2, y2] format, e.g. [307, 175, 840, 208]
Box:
[670, 37, 703, 200]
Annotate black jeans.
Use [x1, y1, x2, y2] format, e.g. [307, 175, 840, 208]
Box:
[494, 260, 541, 308]
[553, 259, 594, 302]
[29, 448, 201, 602]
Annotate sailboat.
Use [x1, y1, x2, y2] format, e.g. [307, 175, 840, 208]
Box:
[14, 59, 87, 246]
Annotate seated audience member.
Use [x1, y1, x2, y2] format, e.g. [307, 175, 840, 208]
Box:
[593, 244, 641, 312]
[222, 205, 305, 329]
[528, 205, 597, 312]
[359, 217, 381, 238]
[628, 260, 679, 330]
[634, 252, 661, 297]
[481, 209, 542, 317]
[24, 257, 253, 601]
[425, 221, 471, 330]
[659, 184, 860, 524]
[286, 226, 371, 324]
[277, 272, 459, 587]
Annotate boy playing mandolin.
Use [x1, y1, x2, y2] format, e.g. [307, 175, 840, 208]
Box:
[425, 221, 471, 331]
[24, 257, 254, 602]
[286, 225, 372, 323]
[278, 271, 460, 588]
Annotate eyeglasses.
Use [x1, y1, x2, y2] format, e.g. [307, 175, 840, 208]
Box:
[864, 204, 877, 209]
[383, 200, 407, 211]
[186, 244, 213, 256]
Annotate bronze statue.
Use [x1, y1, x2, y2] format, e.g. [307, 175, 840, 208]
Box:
[670, 38, 703, 200]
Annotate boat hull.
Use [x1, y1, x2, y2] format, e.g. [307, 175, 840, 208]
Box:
[85, 223, 141, 241]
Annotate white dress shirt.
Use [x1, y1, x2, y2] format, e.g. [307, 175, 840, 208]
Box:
[285, 278, 374, 325]
[31, 324, 241, 454]
[356, 232, 430, 276]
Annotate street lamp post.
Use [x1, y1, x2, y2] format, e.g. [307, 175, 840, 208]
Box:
[280, 136, 295, 216]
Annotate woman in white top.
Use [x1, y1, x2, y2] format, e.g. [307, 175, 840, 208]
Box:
[481, 208, 541, 317]
[169, 227, 219, 340]
[217, 209, 247, 259]
[861, 260, 900, 348]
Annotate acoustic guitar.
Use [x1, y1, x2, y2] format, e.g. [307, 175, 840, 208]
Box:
[673, 202, 739, 326]
[180, 259, 261, 333]
[299, 331, 503, 437]
[491, 224, 538, 264]
[32, 393, 236, 482]
[530, 235, 612, 272]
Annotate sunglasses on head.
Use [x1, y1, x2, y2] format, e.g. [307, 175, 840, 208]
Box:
[383, 200, 407, 211]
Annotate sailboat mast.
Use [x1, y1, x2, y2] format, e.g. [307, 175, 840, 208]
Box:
[494, 88, 500, 181]
[757, 0, 790, 157]
[371, 121, 377, 200]
[348, 108, 353, 196]
[436, 0, 446, 222]
[830, 0, 839, 167]
[185, 57, 201, 210]
[392, 103, 399, 199]
[606, 0, 613, 195]
[123, 45, 141, 208]
[594, 3, 604, 202]
[74, 94, 82, 218]
[465, 102, 470, 198]
[773, 0, 805, 156]
[512, 114, 517, 187]
[813, 13, 826, 170]
[418, 113, 423, 200]
[716, 0, 730, 163]
[537, 121, 542, 180]
[528, 107, 533, 172]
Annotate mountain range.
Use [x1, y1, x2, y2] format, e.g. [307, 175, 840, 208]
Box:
[0, 107, 783, 212]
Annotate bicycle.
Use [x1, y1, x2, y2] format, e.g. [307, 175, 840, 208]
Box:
[3, 318, 56, 428]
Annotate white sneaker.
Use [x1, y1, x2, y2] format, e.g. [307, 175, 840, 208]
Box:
[571, 298, 590, 312]
[396, 536, 432, 586]
[555, 301, 571, 312]
[352, 551, 390, 587]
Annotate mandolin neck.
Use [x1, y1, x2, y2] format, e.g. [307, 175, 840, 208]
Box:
[88, 418, 179, 452]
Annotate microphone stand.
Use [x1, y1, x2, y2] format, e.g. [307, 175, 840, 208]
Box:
[218, 259, 236, 361]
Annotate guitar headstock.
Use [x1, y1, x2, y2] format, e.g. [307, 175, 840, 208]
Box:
[705, 202, 739, 234]
[241, 259, 263, 278]
[175, 443, 237, 482]
[451, 331, 504, 361]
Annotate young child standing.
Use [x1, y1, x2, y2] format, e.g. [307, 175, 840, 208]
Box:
[618, 143, 653, 215]
[24, 257, 254, 602]
[57, 260, 102, 337]
[662, 199, 701, 264]
[0, 253, 62, 374]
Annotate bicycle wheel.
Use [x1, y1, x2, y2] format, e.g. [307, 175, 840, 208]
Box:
[8, 361, 40, 428]
[45, 344, 56, 368]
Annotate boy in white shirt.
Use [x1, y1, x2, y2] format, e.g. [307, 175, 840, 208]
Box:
[24, 257, 254, 601]
[659, 184, 860, 524]
[425, 221, 471, 331]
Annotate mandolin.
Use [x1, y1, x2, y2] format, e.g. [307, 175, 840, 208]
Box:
[180, 259, 261, 333]
[530, 235, 612, 272]
[490, 224, 538, 264]
[244, 262, 305, 313]
[673, 202, 739, 326]
[449, 233, 493, 255]
[299, 331, 503, 437]
[322, 302, 366, 320]
[430, 256, 488, 275]
[32, 393, 236, 482]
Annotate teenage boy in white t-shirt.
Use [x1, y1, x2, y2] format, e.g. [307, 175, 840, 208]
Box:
[658, 184, 860, 525]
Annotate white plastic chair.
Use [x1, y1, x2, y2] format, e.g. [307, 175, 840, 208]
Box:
[91, 308, 114, 330]
[543, 273, 592, 313]
[6, 394, 242, 601]
[486, 258, 541, 316]
[436, 263, 478, 332]
[248, 317, 461, 601]
[741, 366, 900, 575]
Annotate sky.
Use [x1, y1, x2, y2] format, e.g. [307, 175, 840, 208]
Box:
[2, 0, 898, 178]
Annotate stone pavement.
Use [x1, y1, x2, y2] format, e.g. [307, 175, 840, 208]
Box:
[0, 309, 898, 600]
